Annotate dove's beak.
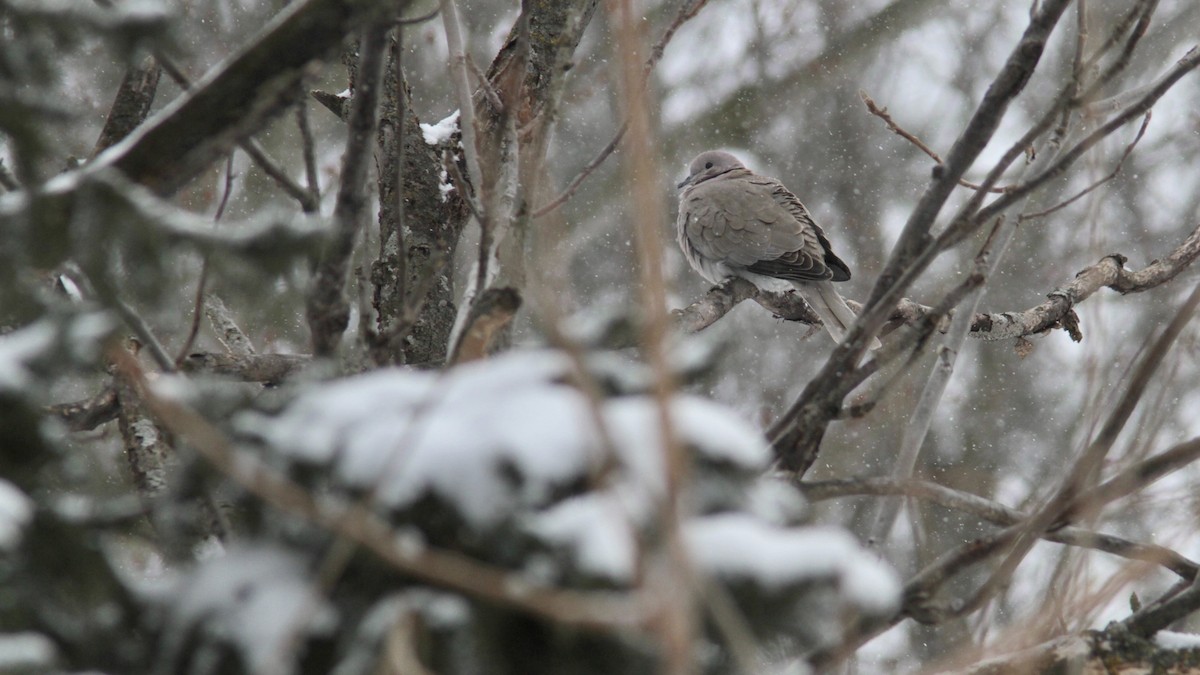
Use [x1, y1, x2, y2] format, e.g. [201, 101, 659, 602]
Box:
[676, 174, 693, 190]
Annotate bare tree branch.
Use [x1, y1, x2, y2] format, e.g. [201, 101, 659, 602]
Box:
[860, 91, 1008, 194]
[899, 432, 1200, 628]
[114, 367, 174, 501]
[446, 287, 521, 364]
[111, 299, 175, 372]
[954, 281, 1200, 622]
[769, 0, 1075, 474]
[800, 476, 1200, 580]
[1020, 112, 1151, 222]
[295, 91, 322, 207]
[177, 155, 237, 365]
[369, 49, 470, 368]
[674, 220, 1200, 343]
[93, 55, 161, 156]
[47, 386, 119, 432]
[306, 21, 389, 357]
[102, 0, 400, 197]
[202, 294, 257, 357]
[180, 352, 308, 383]
[806, 432, 1200, 667]
[969, 45, 1200, 230]
[438, 0, 485, 216]
[1123, 575, 1200, 638]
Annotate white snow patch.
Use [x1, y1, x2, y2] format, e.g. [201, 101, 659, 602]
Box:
[240, 366, 439, 465]
[165, 547, 331, 673]
[394, 527, 426, 560]
[57, 274, 83, 301]
[368, 381, 596, 523]
[745, 478, 808, 525]
[420, 110, 461, 145]
[525, 494, 636, 581]
[112, 0, 171, 24]
[194, 535, 227, 561]
[337, 88, 351, 98]
[685, 513, 900, 614]
[423, 592, 470, 626]
[437, 169, 454, 201]
[66, 312, 115, 360]
[1156, 630, 1200, 650]
[147, 373, 200, 403]
[0, 479, 32, 549]
[251, 351, 773, 528]
[0, 321, 55, 389]
[0, 632, 57, 670]
[669, 397, 770, 468]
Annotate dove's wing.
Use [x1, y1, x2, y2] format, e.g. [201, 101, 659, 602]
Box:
[679, 174, 850, 283]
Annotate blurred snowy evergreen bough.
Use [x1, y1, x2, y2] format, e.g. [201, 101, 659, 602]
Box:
[1, 335, 899, 673]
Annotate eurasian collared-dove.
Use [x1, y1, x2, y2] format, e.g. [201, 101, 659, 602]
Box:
[676, 150, 881, 350]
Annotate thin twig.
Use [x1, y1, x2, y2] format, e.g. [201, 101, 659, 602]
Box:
[1020, 111, 1151, 221]
[296, 91, 322, 207]
[47, 386, 120, 432]
[868, 214, 1014, 545]
[202, 295, 257, 357]
[467, 55, 504, 114]
[860, 92, 1008, 194]
[1123, 575, 1200, 637]
[113, 299, 176, 372]
[801, 476, 1200, 580]
[887, 434, 1200, 631]
[1074, 0, 1158, 105]
[608, 0, 696, 671]
[439, 0, 485, 210]
[306, 21, 390, 356]
[241, 139, 319, 213]
[960, 282, 1200, 621]
[972, 45, 1200, 229]
[935, 4, 1170, 253]
[644, 0, 711, 75]
[531, 121, 628, 218]
[1072, 0, 1088, 91]
[871, 58, 1082, 543]
[442, 150, 484, 223]
[1077, 435, 1200, 522]
[1080, 0, 1154, 72]
[180, 353, 305, 382]
[397, 6, 439, 26]
[176, 154, 237, 365]
[379, 28, 407, 357]
[532, 0, 713, 219]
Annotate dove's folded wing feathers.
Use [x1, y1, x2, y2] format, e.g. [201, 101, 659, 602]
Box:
[679, 175, 849, 282]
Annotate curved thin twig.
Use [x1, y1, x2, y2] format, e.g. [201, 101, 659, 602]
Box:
[799, 476, 1200, 580]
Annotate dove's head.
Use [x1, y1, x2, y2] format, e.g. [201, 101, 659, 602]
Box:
[677, 151, 746, 190]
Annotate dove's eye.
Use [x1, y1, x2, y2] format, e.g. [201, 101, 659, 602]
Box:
[704, 162, 713, 169]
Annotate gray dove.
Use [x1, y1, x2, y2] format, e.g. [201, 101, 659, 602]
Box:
[676, 151, 881, 349]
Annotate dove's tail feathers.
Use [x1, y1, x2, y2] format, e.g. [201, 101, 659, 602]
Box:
[794, 281, 882, 350]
